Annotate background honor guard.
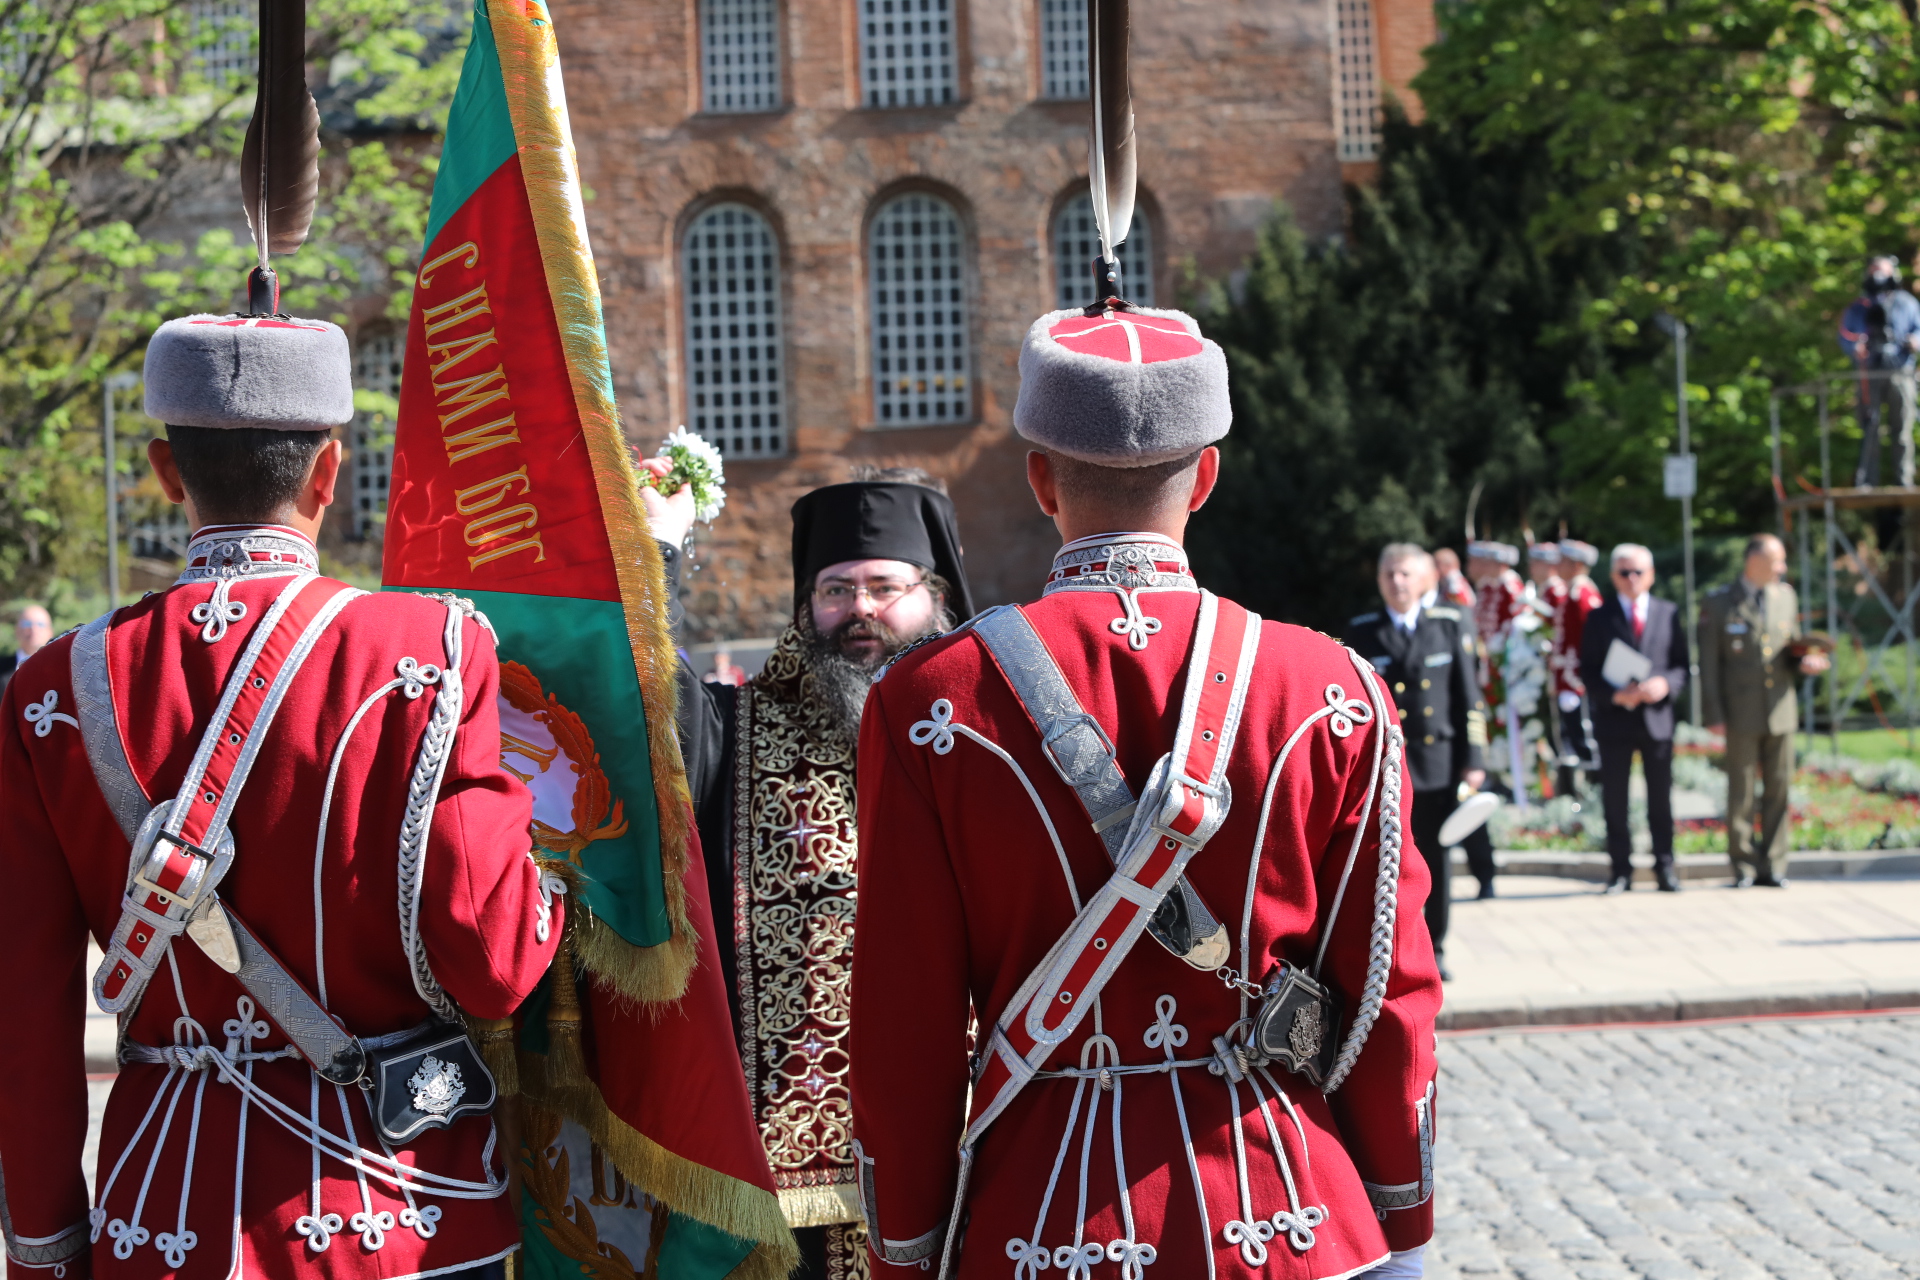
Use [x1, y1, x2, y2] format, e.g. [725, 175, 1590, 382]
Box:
[1700, 534, 1829, 888]
[848, 60, 1443, 1265]
[643, 468, 973, 1280]
[1345, 544, 1489, 978]
[0, 314, 563, 1276]
[1433, 547, 1476, 609]
[1553, 539, 1605, 794]
[1527, 542, 1568, 787]
[1467, 540, 1526, 766]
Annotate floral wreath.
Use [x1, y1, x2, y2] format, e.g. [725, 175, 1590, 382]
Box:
[500, 660, 630, 861]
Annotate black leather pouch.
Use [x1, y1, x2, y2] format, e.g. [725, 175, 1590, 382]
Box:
[366, 1019, 499, 1145]
[1250, 963, 1342, 1087]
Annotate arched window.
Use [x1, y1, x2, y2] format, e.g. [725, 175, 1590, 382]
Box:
[1334, 0, 1381, 162]
[351, 331, 402, 540]
[684, 203, 785, 458]
[700, 0, 780, 112]
[859, 0, 955, 108]
[1052, 193, 1155, 309]
[1040, 0, 1087, 99]
[870, 193, 970, 426]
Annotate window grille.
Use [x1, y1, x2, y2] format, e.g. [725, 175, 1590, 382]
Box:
[188, 0, 257, 90]
[1052, 194, 1154, 309]
[1040, 0, 1087, 100]
[859, 0, 955, 108]
[1334, 0, 1380, 162]
[130, 511, 191, 562]
[684, 203, 785, 458]
[870, 193, 969, 426]
[352, 332, 401, 540]
[701, 0, 780, 112]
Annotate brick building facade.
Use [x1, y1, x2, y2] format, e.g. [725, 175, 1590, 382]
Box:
[543, 0, 1436, 639]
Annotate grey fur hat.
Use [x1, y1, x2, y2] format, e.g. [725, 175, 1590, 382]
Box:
[1012, 306, 1231, 467]
[143, 315, 353, 430]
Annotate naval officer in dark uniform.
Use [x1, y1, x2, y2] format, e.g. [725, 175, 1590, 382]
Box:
[1343, 542, 1489, 980]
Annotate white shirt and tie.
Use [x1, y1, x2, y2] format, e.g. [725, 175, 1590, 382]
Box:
[1387, 603, 1422, 634]
[1620, 592, 1649, 641]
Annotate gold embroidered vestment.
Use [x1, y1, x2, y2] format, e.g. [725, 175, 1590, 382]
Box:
[732, 628, 862, 1229]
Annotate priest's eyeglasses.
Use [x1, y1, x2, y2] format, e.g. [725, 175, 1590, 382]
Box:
[814, 579, 926, 606]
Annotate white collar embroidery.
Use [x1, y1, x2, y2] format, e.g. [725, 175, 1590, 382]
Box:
[1042, 532, 1198, 651]
[175, 524, 320, 643]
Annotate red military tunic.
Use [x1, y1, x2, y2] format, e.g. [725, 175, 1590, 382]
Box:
[1533, 574, 1568, 622]
[1553, 574, 1604, 698]
[848, 535, 1441, 1280]
[0, 525, 562, 1279]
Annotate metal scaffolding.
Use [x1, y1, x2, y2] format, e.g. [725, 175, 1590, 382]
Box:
[1770, 368, 1920, 757]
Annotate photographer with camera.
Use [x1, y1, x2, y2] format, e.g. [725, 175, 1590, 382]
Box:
[1840, 254, 1920, 487]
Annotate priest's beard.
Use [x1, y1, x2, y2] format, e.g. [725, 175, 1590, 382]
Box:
[799, 606, 945, 739]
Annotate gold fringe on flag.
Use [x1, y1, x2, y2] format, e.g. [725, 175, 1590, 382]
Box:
[520, 1053, 800, 1280]
[490, 0, 696, 1004]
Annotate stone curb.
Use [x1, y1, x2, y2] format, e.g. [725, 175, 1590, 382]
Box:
[1456, 848, 1920, 884]
[1437, 977, 1920, 1033]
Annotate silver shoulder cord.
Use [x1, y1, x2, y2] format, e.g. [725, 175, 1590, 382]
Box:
[1313, 646, 1405, 1093]
[395, 601, 468, 1023]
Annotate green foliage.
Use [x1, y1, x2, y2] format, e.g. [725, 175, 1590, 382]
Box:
[0, 0, 462, 601]
[1188, 111, 1637, 627]
[1193, 0, 1920, 629]
[1417, 0, 1920, 545]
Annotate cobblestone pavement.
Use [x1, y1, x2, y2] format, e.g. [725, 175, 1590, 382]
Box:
[1431, 1013, 1920, 1280]
[49, 1018, 1920, 1280]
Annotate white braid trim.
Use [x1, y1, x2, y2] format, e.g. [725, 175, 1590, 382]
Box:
[396, 604, 466, 1023]
[1321, 649, 1404, 1093]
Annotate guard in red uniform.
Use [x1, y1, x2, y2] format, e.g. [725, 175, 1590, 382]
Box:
[0, 313, 563, 1279]
[1553, 539, 1606, 793]
[847, 301, 1442, 1279]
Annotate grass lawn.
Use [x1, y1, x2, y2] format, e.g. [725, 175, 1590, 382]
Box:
[1495, 741, 1920, 853]
[1816, 728, 1920, 764]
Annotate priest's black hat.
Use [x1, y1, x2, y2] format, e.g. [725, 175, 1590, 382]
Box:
[791, 482, 975, 621]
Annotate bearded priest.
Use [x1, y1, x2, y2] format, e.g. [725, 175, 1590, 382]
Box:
[641, 469, 974, 1280]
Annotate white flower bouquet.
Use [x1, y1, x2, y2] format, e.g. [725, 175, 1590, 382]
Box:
[640, 427, 727, 523]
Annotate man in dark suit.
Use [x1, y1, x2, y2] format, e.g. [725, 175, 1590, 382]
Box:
[1579, 542, 1691, 893]
[0, 603, 51, 696]
[1345, 543, 1489, 979]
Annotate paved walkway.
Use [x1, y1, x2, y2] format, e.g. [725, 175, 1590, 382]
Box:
[1432, 1014, 1920, 1280]
[1443, 874, 1920, 1029]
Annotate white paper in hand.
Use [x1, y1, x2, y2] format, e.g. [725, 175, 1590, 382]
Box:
[1602, 637, 1653, 688]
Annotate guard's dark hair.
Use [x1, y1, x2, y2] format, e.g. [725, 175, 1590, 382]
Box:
[1043, 447, 1204, 513]
[1744, 533, 1784, 561]
[165, 424, 332, 524]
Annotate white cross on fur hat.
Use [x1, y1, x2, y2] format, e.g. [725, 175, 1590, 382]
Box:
[143, 314, 353, 430]
[1012, 306, 1231, 467]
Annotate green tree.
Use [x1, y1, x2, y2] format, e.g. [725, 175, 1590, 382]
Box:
[1418, 0, 1920, 543]
[1188, 111, 1639, 628]
[0, 0, 459, 600]
[1194, 0, 1920, 629]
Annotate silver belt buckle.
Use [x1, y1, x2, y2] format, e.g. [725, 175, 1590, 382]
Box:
[130, 835, 215, 912]
[1041, 712, 1117, 788]
[126, 803, 234, 916]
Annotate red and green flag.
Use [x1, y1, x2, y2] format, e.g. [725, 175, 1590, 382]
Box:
[382, 2, 793, 1275]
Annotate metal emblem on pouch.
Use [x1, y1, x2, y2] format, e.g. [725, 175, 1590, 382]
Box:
[1252, 964, 1342, 1087]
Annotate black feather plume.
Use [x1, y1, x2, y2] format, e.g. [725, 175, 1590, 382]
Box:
[240, 0, 320, 263]
[1087, 0, 1136, 263]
